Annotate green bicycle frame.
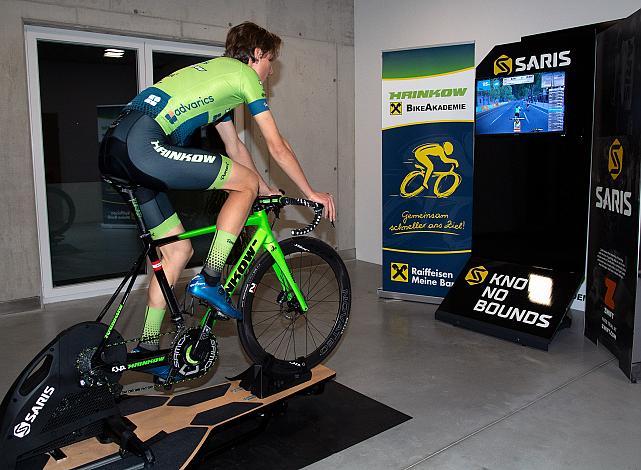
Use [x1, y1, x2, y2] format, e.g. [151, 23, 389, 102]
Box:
[173, 208, 309, 312]
[95, 183, 314, 368]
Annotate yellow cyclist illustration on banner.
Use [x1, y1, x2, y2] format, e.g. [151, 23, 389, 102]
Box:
[400, 141, 462, 198]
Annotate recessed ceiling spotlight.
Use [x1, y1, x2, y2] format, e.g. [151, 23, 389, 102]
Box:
[104, 48, 125, 58]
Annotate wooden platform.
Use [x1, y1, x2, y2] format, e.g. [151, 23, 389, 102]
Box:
[43, 365, 336, 470]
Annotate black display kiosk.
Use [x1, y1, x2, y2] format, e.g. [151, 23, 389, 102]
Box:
[437, 22, 614, 350]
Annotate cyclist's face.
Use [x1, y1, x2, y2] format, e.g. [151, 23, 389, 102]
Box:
[250, 48, 274, 82]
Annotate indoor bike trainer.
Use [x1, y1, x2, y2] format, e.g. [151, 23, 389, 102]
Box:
[0, 177, 350, 469]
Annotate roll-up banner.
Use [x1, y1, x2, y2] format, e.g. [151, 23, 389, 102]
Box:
[380, 43, 475, 302]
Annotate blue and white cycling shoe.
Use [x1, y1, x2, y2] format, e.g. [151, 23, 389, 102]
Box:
[187, 274, 242, 320]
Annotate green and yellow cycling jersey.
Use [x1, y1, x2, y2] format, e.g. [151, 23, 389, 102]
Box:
[126, 57, 269, 145]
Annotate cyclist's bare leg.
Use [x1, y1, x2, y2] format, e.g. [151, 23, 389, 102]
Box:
[216, 162, 259, 236]
[148, 162, 258, 306]
[185, 162, 258, 319]
[147, 223, 193, 310]
[142, 163, 258, 333]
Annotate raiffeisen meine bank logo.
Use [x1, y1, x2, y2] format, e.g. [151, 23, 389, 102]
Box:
[465, 266, 488, 285]
[390, 262, 409, 282]
[493, 55, 513, 75]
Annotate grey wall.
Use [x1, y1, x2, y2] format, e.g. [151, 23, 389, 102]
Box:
[354, 0, 641, 265]
[0, 0, 354, 304]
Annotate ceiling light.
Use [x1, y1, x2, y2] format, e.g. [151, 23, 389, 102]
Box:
[104, 48, 125, 58]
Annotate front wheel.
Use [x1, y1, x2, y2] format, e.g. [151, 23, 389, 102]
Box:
[400, 170, 426, 198]
[237, 237, 351, 373]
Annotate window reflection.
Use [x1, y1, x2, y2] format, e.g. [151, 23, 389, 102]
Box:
[38, 41, 139, 286]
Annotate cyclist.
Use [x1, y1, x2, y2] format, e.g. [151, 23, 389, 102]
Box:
[99, 22, 336, 357]
[514, 104, 522, 119]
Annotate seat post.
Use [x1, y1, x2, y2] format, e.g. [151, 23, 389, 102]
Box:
[101, 176, 148, 236]
[122, 188, 148, 236]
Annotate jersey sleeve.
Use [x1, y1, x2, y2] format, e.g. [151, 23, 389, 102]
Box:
[213, 110, 233, 124]
[239, 66, 270, 116]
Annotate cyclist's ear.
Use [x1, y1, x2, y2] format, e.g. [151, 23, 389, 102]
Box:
[251, 47, 264, 63]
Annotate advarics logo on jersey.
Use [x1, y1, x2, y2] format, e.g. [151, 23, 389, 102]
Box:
[163, 96, 215, 124]
[165, 110, 178, 124]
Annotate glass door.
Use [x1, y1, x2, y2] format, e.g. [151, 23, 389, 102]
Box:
[37, 40, 140, 287]
[26, 27, 224, 302]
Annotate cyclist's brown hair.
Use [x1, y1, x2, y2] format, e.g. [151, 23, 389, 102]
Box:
[224, 22, 282, 64]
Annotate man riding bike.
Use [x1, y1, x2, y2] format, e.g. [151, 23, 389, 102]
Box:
[99, 22, 336, 375]
[514, 104, 522, 119]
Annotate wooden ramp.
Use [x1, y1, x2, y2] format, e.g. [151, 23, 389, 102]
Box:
[43, 365, 335, 470]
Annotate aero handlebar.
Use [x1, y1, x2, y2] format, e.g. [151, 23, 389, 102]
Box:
[253, 196, 324, 236]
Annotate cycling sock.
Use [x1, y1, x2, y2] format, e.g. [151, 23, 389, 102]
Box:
[140, 305, 165, 349]
[202, 270, 221, 286]
[203, 229, 237, 284]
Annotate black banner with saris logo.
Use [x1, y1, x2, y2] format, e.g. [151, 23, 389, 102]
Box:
[585, 8, 641, 381]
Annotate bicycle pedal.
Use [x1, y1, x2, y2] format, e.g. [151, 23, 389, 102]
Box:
[213, 310, 231, 321]
[153, 375, 174, 391]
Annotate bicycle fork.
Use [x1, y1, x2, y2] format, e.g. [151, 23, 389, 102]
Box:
[221, 212, 309, 314]
[268, 242, 309, 312]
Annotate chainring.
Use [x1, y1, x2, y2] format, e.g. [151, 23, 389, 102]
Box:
[76, 326, 220, 394]
[171, 327, 219, 380]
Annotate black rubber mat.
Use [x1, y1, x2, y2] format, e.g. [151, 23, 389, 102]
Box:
[100, 427, 208, 470]
[118, 395, 169, 416]
[168, 383, 231, 407]
[191, 402, 262, 426]
[193, 381, 412, 469]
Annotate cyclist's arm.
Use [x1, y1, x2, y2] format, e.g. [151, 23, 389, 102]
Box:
[253, 110, 336, 221]
[215, 119, 275, 195]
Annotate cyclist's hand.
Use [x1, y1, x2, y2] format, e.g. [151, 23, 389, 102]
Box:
[307, 191, 336, 223]
[260, 185, 283, 196]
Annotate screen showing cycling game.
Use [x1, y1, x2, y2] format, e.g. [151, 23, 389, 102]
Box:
[475, 71, 566, 135]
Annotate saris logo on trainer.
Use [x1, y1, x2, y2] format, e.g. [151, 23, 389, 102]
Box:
[469, 268, 553, 328]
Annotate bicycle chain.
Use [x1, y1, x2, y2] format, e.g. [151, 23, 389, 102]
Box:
[77, 328, 216, 395]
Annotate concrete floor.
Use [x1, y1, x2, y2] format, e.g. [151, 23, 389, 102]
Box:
[1, 260, 639, 469]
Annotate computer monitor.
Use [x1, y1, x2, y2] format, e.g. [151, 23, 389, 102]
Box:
[475, 71, 566, 135]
